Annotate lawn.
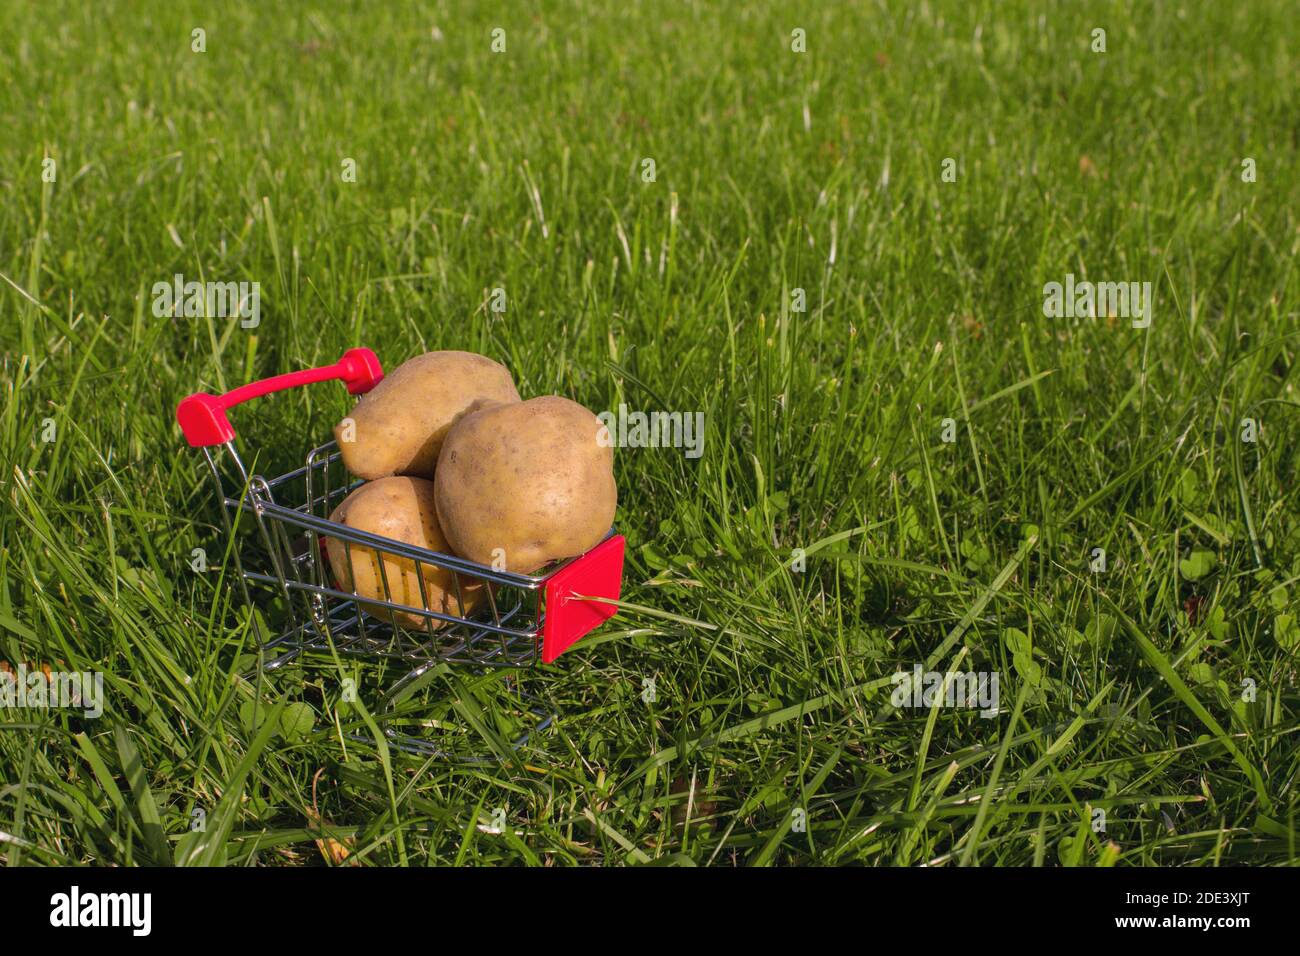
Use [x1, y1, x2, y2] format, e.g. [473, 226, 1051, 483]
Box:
[1, 0, 1298, 866]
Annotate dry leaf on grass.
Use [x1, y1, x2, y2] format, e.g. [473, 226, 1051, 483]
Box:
[308, 768, 356, 866]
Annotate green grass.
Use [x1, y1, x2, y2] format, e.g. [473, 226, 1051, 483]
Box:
[1, 0, 1298, 866]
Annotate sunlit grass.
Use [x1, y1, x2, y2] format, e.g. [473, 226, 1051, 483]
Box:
[1, 0, 1297, 865]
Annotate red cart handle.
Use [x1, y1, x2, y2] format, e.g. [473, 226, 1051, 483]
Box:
[176, 348, 384, 447]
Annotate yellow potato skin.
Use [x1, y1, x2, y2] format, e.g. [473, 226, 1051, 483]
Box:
[434, 396, 617, 573]
[334, 351, 521, 480]
[325, 476, 484, 629]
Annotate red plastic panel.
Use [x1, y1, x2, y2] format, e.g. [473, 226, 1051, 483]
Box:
[541, 534, 625, 664]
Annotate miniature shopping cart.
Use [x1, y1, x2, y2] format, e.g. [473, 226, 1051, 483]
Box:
[176, 348, 625, 718]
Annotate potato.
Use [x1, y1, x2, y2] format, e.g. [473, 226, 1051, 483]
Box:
[325, 476, 485, 629]
[334, 351, 521, 480]
[434, 396, 617, 573]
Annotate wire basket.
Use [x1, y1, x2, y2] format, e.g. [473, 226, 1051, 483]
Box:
[177, 348, 625, 691]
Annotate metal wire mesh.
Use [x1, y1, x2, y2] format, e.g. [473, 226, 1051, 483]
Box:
[201, 438, 575, 671]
